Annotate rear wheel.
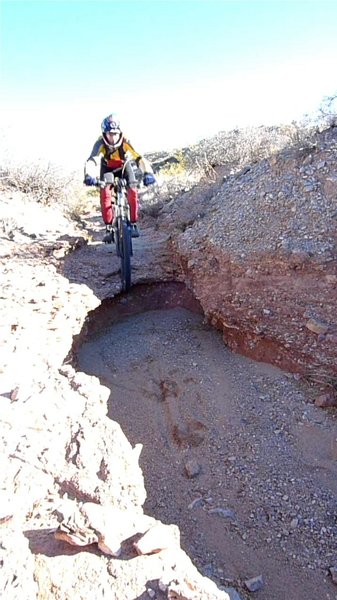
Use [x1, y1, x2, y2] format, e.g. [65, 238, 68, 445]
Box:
[117, 217, 132, 291]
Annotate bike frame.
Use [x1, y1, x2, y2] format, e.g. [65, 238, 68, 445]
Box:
[97, 159, 136, 291]
[101, 172, 129, 224]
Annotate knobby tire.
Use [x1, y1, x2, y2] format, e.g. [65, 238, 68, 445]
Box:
[117, 217, 132, 292]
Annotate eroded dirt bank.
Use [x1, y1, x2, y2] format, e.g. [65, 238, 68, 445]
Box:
[169, 236, 337, 376]
[75, 282, 337, 600]
[157, 126, 337, 379]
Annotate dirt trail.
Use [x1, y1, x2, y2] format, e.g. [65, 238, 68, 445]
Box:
[62, 212, 177, 299]
[62, 207, 337, 599]
[75, 281, 337, 600]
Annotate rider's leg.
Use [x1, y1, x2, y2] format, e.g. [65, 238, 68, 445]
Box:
[100, 187, 115, 225]
[100, 186, 115, 243]
[124, 161, 138, 223]
[99, 162, 115, 243]
[127, 187, 138, 223]
[100, 163, 116, 225]
[127, 187, 140, 238]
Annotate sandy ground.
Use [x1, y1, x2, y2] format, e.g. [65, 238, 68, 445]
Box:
[75, 282, 337, 600]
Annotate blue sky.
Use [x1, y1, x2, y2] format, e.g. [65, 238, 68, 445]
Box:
[1, 0, 337, 169]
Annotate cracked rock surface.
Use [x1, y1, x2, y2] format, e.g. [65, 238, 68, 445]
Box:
[0, 191, 232, 600]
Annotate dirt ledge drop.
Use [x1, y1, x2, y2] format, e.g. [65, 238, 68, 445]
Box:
[74, 281, 337, 600]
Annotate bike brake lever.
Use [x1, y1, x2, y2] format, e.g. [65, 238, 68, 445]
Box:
[96, 180, 107, 189]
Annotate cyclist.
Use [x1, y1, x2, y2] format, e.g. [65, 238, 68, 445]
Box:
[84, 113, 156, 242]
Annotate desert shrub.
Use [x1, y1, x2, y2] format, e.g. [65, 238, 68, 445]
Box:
[318, 92, 337, 128]
[282, 120, 317, 149]
[143, 106, 337, 218]
[141, 164, 204, 212]
[158, 150, 189, 177]
[61, 177, 98, 221]
[178, 122, 327, 177]
[0, 160, 73, 203]
[188, 126, 299, 170]
[1, 163, 70, 204]
[0, 159, 94, 221]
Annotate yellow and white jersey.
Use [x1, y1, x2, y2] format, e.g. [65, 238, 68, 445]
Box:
[85, 136, 153, 178]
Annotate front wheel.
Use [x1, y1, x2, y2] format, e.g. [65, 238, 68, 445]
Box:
[116, 218, 132, 291]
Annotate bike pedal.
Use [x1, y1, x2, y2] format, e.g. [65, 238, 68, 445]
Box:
[131, 224, 140, 238]
[103, 229, 114, 244]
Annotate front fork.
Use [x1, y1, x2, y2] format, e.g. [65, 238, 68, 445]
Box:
[115, 218, 133, 258]
[114, 187, 132, 258]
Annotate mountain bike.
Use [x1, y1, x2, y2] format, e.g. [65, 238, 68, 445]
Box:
[97, 161, 137, 292]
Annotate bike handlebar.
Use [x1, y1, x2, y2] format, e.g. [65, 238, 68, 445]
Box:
[95, 179, 111, 189]
[95, 158, 137, 188]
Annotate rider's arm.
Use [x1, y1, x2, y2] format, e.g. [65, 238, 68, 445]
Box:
[84, 138, 106, 178]
[123, 140, 154, 175]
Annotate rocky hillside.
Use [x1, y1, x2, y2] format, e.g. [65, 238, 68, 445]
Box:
[159, 125, 337, 383]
